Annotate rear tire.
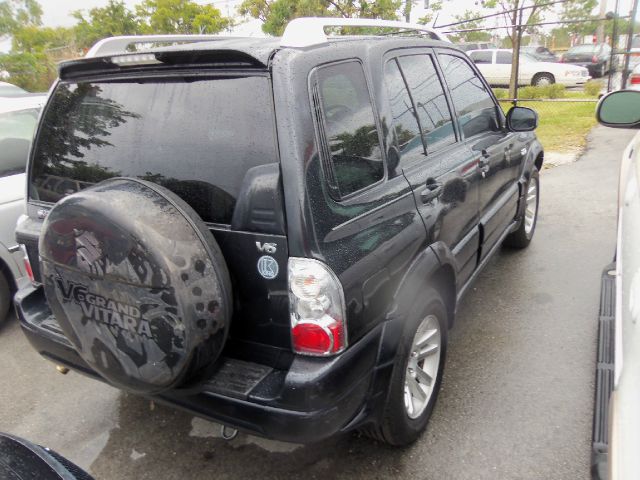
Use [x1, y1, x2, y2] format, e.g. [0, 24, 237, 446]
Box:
[367, 289, 448, 446]
[0, 272, 10, 324]
[504, 168, 540, 249]
[532, 73, 554, 86]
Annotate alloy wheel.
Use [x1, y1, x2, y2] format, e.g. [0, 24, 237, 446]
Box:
[404, 314, 442, 419]
[524, 176, 539, 236]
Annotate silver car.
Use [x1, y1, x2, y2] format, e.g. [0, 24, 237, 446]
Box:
[0, 94, 46, 323]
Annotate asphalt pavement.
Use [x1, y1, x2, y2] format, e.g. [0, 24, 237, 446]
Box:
[0, 125, 636, 480]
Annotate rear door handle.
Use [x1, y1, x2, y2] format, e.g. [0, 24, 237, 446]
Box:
[421, 182, 442, 203]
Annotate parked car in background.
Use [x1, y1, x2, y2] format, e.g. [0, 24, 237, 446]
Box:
[0, 82, 28, 97]
[593, 90, 640, 480]
[457, 41, 497, 52]
[521, 45, 558, 63]
[561, 43, 614, 78]
[626, 35, 640, 73]
[0, 94, 46, 323]
[468, 49, 590, 87]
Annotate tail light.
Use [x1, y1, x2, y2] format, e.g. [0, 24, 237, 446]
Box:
[288, 257, 347, 356]
[559, 55, 565, 63]
[631, 74, 640, 85]
[592, 55, 598, 63]
[20, 245, 35, 284]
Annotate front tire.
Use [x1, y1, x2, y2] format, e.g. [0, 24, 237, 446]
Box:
[369, 289, 448, 446]
[504, 168, 540, 249]
[532, 73, 554, 86]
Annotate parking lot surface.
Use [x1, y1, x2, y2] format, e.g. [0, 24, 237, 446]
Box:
[0, 126, 635, 479]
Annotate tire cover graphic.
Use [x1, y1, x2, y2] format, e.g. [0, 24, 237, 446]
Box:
[39, 178, 232, 394]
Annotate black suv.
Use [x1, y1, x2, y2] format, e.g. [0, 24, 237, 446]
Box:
[15, 19, 543, 446]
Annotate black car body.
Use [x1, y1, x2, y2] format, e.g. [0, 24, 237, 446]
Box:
[522, 45, 558, 63]
[15, 26, 543, 445]
[562, 43, 613, 78]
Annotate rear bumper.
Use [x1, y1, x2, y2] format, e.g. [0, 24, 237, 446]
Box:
[15, 284, 388, 443]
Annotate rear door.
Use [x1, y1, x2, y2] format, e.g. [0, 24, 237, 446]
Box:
[384, 49, 480, 287]
[437, 51, 522, 260]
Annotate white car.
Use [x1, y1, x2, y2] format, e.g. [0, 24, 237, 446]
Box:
[0, 94, 46, 323]
[468, 48, 590, 87]
[593, 90, 640, 479]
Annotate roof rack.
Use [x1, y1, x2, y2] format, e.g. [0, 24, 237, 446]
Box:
[280, 17, 449, 48]
[85, 34, 226, 58]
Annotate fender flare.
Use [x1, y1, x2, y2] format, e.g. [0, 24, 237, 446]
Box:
[376, 242, 457, 367]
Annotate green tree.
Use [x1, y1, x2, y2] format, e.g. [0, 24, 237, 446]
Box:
[238, 0, 401, 36]
[484, 0, 552, 96]
[0, 0, 41, 35]
[448, 9, 492, 43]
[72, 0, 139, 50]
[0, 51, 54, 91]
[11, 25, 73, 53]
[559, 0, 597, 38]
[136, 0, 231, 34]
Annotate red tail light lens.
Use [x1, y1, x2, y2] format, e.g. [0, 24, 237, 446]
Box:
[20, 245, 35, 283]
[288, 258, 347, 356]
[631, 74, 640, 85]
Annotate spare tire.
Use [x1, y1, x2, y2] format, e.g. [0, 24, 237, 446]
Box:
[39, 178, 232, 394]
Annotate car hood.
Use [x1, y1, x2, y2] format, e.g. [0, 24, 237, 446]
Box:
[0, 173, 25, 204]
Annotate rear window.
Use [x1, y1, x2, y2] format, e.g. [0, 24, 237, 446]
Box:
[568, 44, 596, 54]
[30, 75, 278, 224]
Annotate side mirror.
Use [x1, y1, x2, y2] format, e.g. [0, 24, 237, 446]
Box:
[596, 90, 640, 128]
[506, 106, 538, 132]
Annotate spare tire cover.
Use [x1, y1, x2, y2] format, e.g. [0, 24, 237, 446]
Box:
[39, 178, 232, 394]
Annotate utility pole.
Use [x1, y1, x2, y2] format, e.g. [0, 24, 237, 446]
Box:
[622, 0, 639, 88]
[597, 0, 607, 43]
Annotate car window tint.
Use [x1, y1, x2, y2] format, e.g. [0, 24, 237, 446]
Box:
[470, 51, 493, 64]
[398, 55, 456, 153]
[0, 109, 39, 177]
[30, 76, 279, 224]
[384, 58, 424, 166]
[317, 61, 384, 197]
[496, 51, 512, 64]
[439, 54, 500, 139]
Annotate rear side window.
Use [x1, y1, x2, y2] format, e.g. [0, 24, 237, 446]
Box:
[30, 76, 279, 224]
[496, 51, 512, 64]
[438, 54, 500, 139]
[397, 55, 456, 153]
[315, 61, 384, 197]
[0, 108, 39, 177]
[470, 51, 493, 64]
[384, 59, 423, 160]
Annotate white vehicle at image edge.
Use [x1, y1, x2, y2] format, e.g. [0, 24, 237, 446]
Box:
[593, 90, 640, 480]
[0, 94, 46, 323]
[468, 48, 590, 87]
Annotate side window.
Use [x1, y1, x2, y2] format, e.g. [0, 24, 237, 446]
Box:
[439, 54, 500, 139]
[470, 51, 493, 64]
[316, 61, 384, 197]
[384, 59, 423, 164]
[397, 54, 456, 153]
[0, 109, 38, 178]
[496, 51, 512, 64]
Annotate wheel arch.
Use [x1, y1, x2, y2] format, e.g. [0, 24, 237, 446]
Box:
[377, 244, 457, 366]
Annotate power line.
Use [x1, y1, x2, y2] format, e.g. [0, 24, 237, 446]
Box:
[434, 0, 572, 29]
